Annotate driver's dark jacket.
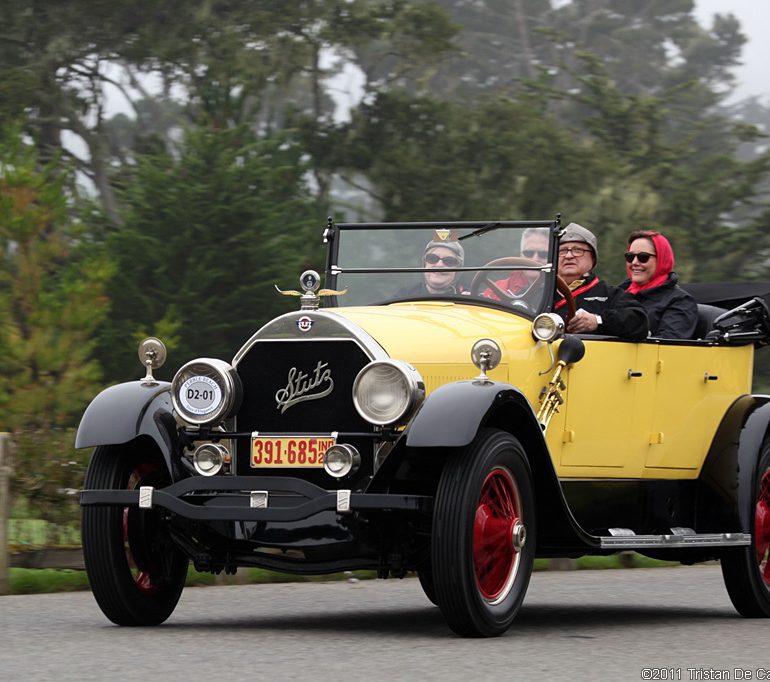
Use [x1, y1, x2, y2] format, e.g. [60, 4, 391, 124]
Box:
[554, 272, 649, 341]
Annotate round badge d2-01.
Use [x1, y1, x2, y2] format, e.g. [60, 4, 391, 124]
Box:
[179, 375, 223, 416]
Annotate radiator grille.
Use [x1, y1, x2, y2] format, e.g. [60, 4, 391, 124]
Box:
[233, 339, 373, 480]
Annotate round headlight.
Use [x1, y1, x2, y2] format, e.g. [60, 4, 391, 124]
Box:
[171, 358, 242, 426]
[532, 313, 565, 342]
[352, 360, 425, 426]
[192, 443, 227, 476]
[323, 444, 361, 479]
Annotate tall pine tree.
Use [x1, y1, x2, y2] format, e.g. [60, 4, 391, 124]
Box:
[0, 124, 111, 531]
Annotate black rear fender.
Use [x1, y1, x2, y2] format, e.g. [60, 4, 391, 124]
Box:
[698, 395, 770, 533]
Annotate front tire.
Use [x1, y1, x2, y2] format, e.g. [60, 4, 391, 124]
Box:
[81, 444, 188, 625]
[417, 567, 438, 606]
[722, 442, 770, 617]
[432, 428, 535, 637]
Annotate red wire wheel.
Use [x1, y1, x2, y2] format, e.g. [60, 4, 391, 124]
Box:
[722, 447, 770, 618]
[82, 444, 188, 625]
[754, 469, 770, 585]
[432, 428, 535, 637]
[473, 467, 523, 603]
[123, 461, 164, 594]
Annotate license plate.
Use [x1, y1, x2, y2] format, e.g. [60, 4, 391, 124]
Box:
[251, 435, 335, 468]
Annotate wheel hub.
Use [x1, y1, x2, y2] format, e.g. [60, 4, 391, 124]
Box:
[512, 520, 527, 551]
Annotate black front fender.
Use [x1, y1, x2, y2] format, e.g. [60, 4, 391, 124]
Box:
[401, 379, 596, 553]
[75, 381, 177, 460]
[406, 380, 538, 448]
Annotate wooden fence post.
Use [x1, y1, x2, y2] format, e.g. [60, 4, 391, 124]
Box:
[0, 432, 12, 595]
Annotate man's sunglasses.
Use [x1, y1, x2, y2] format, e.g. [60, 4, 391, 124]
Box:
[424, 253, 461, 267]
[624, 251, 656, 264]
[522, 249, 549, 260]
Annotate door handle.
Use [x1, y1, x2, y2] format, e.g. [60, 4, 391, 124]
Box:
[627, 369, 643, 379]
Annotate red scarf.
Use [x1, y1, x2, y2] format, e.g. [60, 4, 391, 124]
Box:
[625, 232, 674, 294]
[554, 275, 599, 309]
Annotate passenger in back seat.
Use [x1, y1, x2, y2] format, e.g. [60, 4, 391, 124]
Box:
[618, 231, 697, 339]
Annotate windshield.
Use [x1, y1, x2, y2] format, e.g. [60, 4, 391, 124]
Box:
[327, 220, 558, 317]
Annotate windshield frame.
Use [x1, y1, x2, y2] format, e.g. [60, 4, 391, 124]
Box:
[323, 218, 562, 317]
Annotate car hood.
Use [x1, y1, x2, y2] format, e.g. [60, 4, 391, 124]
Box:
[330, 301, 533, 365]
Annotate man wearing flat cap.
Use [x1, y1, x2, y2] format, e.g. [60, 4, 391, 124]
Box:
[555, 222, 648, 340]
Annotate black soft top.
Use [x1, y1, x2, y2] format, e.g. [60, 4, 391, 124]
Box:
[681, 282, 770, 310]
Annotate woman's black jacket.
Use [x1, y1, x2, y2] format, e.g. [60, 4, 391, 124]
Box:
[619, 272, 698, 339]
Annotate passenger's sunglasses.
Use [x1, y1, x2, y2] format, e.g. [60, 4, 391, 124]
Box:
[624, 251, 656, 264]
[424, 253, 461, 267]
[522, 249, 549, 260]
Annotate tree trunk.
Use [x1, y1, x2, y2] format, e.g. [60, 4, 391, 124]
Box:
[512, 0, 535, 81]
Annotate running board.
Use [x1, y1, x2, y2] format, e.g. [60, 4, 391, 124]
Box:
[599, 528, 750, 549]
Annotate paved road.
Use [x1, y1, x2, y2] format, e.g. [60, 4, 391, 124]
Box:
[3, 565, 770, 681]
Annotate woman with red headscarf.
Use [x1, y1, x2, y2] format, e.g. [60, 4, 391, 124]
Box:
[619, 230, 697, 339]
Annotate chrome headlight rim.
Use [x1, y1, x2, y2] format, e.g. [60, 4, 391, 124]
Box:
[323, 443, 362, 479]
[532, 313, 565, 342]
[171, 358, 242, 426]
[191, 442, 228, 476]
[352, 359, 425, 427]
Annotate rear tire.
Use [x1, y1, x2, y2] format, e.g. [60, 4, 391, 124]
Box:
[81, 444, 188, 626]
[722, 441, 770, 617]
[432, 428, 535, 637]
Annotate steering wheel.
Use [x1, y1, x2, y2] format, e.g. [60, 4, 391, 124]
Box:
[469, 257, 576, 322]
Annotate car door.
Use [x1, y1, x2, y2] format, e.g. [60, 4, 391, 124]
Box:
[642, 342, 753, 472]
[556, 337, 650, 476]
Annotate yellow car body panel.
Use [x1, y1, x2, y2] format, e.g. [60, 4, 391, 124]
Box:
[333, 300, 552, 396]
[556, 340, 752, 479]
[334, 302, 755, 481]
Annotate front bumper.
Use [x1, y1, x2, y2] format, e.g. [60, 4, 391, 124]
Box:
[80, 475, 432, 522]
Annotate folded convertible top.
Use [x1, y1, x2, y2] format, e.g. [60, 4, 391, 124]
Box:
[681, 282, 770, 310]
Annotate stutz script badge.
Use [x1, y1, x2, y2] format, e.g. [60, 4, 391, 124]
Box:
[275, 360, 334, 413]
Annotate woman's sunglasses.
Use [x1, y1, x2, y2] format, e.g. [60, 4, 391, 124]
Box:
[424, 253, 461, 267]
[625, 251, 656, 264]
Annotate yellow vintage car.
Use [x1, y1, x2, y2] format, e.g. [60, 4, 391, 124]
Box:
[78, 219, 770, 637]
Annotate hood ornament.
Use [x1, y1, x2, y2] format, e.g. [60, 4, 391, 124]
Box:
[275, 270, 347, 310]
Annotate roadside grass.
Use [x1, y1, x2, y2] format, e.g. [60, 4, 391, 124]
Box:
[572, 553, 679, 570]
[6, 567, 377, 594]
[5, 553, 680, 595]
[9, 568, 90, 594]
